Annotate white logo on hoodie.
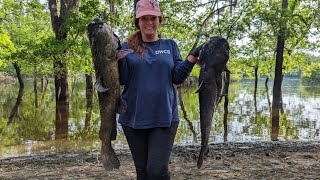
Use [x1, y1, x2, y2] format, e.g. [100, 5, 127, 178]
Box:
[155, 50, 171, 54]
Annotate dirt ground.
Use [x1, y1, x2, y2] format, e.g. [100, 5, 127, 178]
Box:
[1, 141, 320, 180]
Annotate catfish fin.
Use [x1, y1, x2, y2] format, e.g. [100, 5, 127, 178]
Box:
[194, 81, 205, 93]
[94, 77, 109, 92]
[116, 49, 134, 60]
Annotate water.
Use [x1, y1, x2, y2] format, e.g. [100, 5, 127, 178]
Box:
[0, 77, 319, 158]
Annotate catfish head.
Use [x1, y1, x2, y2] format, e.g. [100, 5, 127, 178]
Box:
[197, 36, 230, 92]
[87, 19, 133, 61]
[87, 18, 119, 60]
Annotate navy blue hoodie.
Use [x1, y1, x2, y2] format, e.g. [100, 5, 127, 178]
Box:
[118, 39, 194, 129]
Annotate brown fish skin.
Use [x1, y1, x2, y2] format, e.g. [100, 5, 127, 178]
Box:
[197, 36, 229, 169]
[87, 19, 120, 171]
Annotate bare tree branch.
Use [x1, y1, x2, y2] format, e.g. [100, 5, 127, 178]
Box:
[188, 2, 235, 54]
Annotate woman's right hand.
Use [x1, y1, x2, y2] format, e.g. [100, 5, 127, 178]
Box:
[186, 55, 200, 65]
[188, 43, 205, 65]
[189, 43, 205, 57]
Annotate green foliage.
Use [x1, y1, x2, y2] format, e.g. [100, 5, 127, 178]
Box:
[58, 0, 105, 76]
[0, 0, 53, 77]
[300, 54, 320, 79]
[230, 0, 320, 80]
[62, 0, 320, 81]
[0, 0, 319, 81]
[0, 28, 16, 67]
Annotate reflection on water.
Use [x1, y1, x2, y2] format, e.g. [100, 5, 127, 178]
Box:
[0, 77, 320, 158]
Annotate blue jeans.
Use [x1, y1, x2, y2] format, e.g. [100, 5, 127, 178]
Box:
[122, 122, 179, 180]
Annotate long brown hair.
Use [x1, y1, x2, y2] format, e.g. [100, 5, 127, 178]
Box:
[127, 30, 146, 57]
[127, 17, 162, 57]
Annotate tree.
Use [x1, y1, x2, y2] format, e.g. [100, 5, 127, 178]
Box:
[48, 0, 80, 139]
[48, 0, 80, 102]
[271, 0, 288, 141]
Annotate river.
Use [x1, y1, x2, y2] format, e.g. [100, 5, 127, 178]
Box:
[0, 77, 319, 158]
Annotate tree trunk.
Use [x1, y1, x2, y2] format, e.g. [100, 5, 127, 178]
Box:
[223, 71, 230, 142]
[53, 59, 69, 102]
[265, 77, 272, 115]
[8, 87, 24, 124]
[177, 85, 197, 143]
[55, 101, 69, 139]
[8, 63, 24, 124]
[34, 76, 38, 108]
[41, 76, 49, 103]
[265, 76, 269, 87]
[71, 74, 76, 95]
[85, 74, 93, 132]
[53, 59, 69, 140]
[41, 76, 44, 91]
[271, 0, 288, 141]
[254, 66, 258, 122]
[34, 65, 39, 108]
[12, 62, 24, 89]
[49, 0, 79, 139]
[40, 76, 48, 92]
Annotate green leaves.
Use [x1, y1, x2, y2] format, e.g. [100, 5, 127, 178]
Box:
[0, 0, 53, 76]
[0, 0, 319, 80]
[0, 28, 15, 67]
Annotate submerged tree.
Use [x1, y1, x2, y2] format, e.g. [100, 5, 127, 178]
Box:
[271, 0, 288, 141]
[48, 0, 81, 139]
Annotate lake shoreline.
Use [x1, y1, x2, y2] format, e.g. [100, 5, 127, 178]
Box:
[1, 141, 320, 179]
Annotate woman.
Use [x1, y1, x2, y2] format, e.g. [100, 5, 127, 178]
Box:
[118, 0, 201, 179]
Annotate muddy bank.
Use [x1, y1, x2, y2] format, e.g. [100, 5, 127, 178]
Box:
[1, 141, 320, 179]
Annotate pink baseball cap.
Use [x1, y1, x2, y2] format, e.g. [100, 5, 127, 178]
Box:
[136, 0, 161, 18]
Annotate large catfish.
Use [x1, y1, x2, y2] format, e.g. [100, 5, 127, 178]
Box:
[87, 19, 130, 171]
[196, 36, 230, 168]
